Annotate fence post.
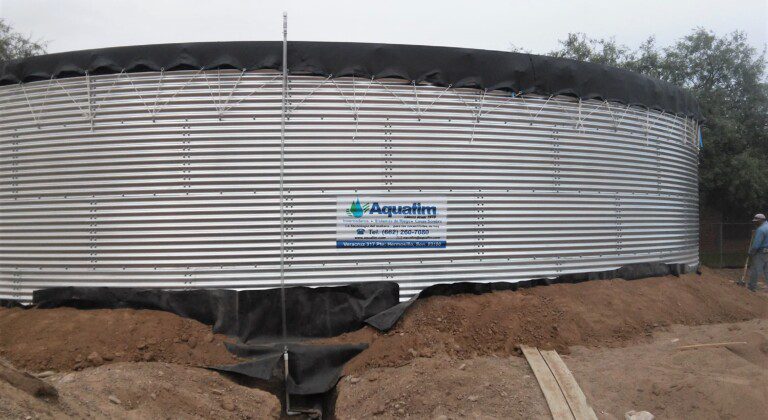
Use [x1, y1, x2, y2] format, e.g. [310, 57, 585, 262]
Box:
[719, 223, 723, 268]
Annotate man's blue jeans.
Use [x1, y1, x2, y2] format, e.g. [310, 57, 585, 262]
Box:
[749, 251, 768, 291]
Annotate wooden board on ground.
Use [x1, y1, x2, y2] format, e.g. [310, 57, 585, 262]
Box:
[0, 359, 58, 399]
[540, 349, 598, 420]
[677, 341, 747, 350]
[520, 345, 575, 420]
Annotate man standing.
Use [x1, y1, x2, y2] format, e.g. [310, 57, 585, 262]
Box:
[748, 213, 768, 292]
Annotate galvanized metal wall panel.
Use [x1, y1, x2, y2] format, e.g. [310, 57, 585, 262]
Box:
[0, 70, 699, 301]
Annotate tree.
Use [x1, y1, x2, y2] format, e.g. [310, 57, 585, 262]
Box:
[0, 18, 46, 62]
[549, 29, 768, 220]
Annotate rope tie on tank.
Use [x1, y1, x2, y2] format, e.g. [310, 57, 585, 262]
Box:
[376, 79, 419, 113]
[329, 76, 362, 140]
[120, 71, 157, 116]
[49, 78, 90, 119]
[645, 109, 651, 146]
[330, 77, 357, 115]
[454, 88, 489, 142]
[220, 73, 281, 113]
[476, 91, 515, 119]
[551, 100, 582, 130]
[421, 84, 452, 114]
[201, 69, 221, 115]
[18, 79, 51, 127]
[86, 71, 93, 131]
[532, 95, 554, 119]
[614, 103, 633, 128]
[18, 82, 39, 127]
[216, 69, 247, 117]
[604, 100, 619, 130]
[91, 70, 126, 115]
[576, 100, 606, 133]
[518, 94, 553, 121]
[350, 76, 374, 140]
[286, 74, 332, 114]
[150, 68, 165, 118]
[470, 89, 487, 142]
[412, 81, 421, 115]
[148, 68, 203, 117]
[577, 99, 582, 132]
[454, 89, 484, 117]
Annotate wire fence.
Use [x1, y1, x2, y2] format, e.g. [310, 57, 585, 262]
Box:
[700, 223, 755, 268]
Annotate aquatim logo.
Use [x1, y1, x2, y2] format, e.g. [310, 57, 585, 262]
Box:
[346, 197, 437, 218]
[346, 198, 371, 218]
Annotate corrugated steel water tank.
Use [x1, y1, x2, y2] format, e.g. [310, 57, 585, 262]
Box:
[0, 42, 701, 301]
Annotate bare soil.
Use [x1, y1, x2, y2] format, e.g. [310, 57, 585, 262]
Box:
[334, 319, 768, 419]
[334, 356, 551, 419]
[0, 307, 240, 373]
[568, 319, 768, 420]
[322, 268, 768, 375]
[0, 362, 281, 419]
[0, 267, 766, 419]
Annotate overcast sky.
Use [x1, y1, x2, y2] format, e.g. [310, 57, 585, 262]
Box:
[1, 0, 766, 55]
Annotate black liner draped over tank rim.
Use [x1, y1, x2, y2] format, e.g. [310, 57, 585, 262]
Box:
[0, 41, 701, 122]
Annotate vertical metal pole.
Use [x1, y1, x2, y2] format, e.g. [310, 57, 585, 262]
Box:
[279, 11, 294, 416]
[279, 12, 289, 345]
[719, 223, 723, 268]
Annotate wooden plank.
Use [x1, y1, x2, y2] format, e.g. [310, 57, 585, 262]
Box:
[540, 350, 598, 420]
[0, 360, 58, 399]
[677, 341, 747, 350]
[520, 345, 575, 420]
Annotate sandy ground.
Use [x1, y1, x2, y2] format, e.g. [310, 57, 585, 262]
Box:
[0, 307, 240, 372]
[0, 362, 281, 419]
[713, 267, 768, 293]
[568, 319, 768, 420]
[0, 267, 766, 419]
[334, 319, 768, 419]
[323, 268, 768, 375]
[334, 356, 551, 419]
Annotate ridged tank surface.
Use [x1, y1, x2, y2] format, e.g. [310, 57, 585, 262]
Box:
[0, 69, 700, 301]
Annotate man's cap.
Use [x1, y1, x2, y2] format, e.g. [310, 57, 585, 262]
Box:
[753, 213, 766, 222]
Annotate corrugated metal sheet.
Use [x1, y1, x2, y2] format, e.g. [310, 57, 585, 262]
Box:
[0, 70, 699, 302]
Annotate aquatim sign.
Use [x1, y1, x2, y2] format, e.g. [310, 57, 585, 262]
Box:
[337, 196, 447, 248]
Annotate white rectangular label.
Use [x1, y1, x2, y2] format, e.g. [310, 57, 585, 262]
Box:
[336, 196, 447, 248]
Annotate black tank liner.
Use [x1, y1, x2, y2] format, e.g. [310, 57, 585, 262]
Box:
[21, 262, 694, 397]
[0, 41, 701, 121]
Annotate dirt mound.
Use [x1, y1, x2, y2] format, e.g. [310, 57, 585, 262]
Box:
[335, 319, 768, 420]
[0, 362, 280, 419]
[334, 356, 550, 419]
[324, 268, 768, 374]
[0, 307, 240, 373]
[565, 319, 768, 420]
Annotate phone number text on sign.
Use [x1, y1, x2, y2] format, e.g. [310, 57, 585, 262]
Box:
[336, 196, 447, 248]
